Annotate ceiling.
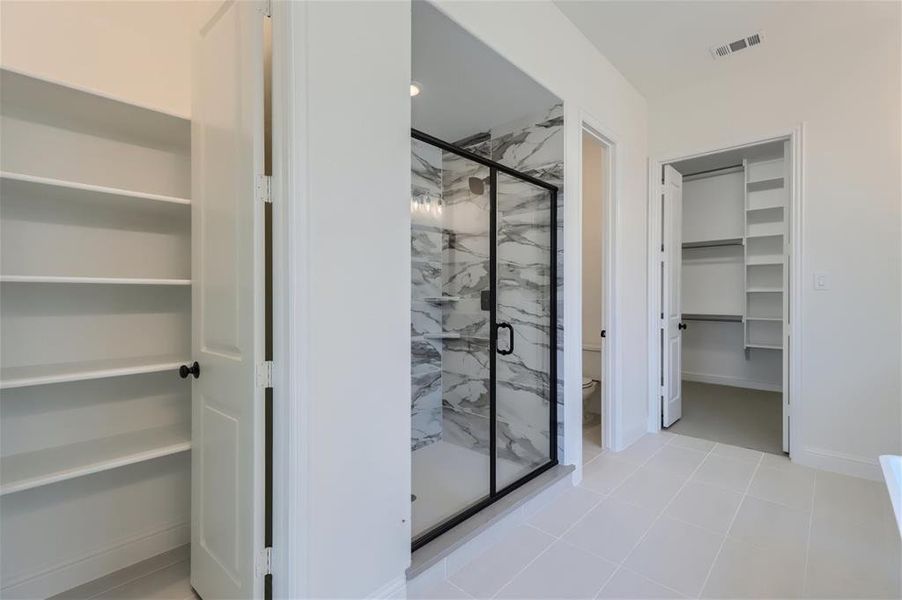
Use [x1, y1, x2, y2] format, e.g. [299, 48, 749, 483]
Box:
[412, 1, 560, 142]
[554, 1, 899, 99]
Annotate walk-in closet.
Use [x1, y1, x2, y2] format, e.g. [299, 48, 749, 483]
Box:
[665, 139, 791, 454]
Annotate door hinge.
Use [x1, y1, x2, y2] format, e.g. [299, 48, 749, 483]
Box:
[257, 174, 272, 204]
[257, 361, 273, 388]
[256, 546, 273, 577]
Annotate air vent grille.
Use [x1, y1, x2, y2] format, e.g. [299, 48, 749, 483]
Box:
[710, 31, 765, 59]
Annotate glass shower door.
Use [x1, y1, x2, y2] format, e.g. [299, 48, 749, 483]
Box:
[493, 172, 556, 489]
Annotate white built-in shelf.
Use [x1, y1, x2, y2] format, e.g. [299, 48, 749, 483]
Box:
[423, 296, 461, 304]
[0, 172, 191, 207]
[746, 316, 782, 322]
[0, 355, 188, 390]
[0, 68, 190, 148]
[682, 313, 743, 323]
[746, 287, 782, 293]
[746, 177, 784, 192]
[0, 424, 190, 495]
[746, 256, 784, 266]
[0, 275, 191, 286]
[745, 343, 782, 350]
[746, 231, 784, 239]
[746, 202, 785, 213]
[423, 333, 462, 340]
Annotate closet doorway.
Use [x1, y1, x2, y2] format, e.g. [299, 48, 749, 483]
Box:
[580, 124, 615, 463]
[651, 134, 800, 455]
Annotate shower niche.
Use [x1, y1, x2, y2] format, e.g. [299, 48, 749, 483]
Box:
[410, 107, 561, 547]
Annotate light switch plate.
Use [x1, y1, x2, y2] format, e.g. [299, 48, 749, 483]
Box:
[814, 271, 830, 290]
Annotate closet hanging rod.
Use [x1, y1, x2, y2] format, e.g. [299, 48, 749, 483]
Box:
[682, 238, 743, 249]
[682, 163, 744, 179]
[682, 313, 743, 323]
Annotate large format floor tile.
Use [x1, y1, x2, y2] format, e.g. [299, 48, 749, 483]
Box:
[623, 516, 724, 597]
[448, 525, 554, 598]
[728, 495, 810, 556]
[495, 540, 616, 599]
[527, 486, 603, 537]
[702, 537, 806, 599]
[597, 567, 685, 599]
[413, 426, 900, 600]
[665, 480, 743, 534]
[562, 497, 659, 563]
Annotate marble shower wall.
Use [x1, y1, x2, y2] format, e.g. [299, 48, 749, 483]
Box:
[411, 139, 444, 450]
[441, 104, 565, 466]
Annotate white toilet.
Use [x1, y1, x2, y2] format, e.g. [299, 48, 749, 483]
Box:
[582, 377, 599, 425]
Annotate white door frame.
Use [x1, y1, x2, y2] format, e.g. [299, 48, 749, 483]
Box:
[646, 126, 804, 457]
[576, 116, 618, 455]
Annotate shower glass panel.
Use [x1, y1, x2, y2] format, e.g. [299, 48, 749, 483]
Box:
[411, 138, 491, 542]
[411, 131, 557, 550]
[495, 173, 555, 489]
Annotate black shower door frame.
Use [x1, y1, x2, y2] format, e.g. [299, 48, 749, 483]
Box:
[411, 129, 558, 551]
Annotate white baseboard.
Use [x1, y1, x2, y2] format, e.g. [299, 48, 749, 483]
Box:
[2, 521, 189, 599]
[682, 371, 781, 393]
[794, 446, 882, 481]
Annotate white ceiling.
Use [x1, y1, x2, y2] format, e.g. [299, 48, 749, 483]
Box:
[554, 1, 899, 99]
[412, 1, 560, 142]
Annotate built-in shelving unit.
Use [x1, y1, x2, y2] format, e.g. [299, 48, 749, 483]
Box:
[743, 152, 789, 352]
[1, 424, 190, 496]
[0, 275, 192, 286]
[0, 355, 188, 389]
[0, 68, 192, 598]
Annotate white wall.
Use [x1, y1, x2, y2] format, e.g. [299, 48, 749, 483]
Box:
[649, 3, 901, 478]
[582, 133, 604, 383]
[285, 2, 412, 598]
[436, 0, 649, 464]
[0, 1, 193, 117]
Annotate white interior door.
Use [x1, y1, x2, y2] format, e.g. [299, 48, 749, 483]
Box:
[662, 165, 683, 427]
[190, 2, 264, 598]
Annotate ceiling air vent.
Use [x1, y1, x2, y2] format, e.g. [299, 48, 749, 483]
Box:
[710, 31, 765, 59]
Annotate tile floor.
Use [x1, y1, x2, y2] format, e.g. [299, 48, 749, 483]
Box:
[408, 429, 901, 599]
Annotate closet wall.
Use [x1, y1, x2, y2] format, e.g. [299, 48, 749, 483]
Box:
[0, 6, 195, 597]
[679, 142, 788, 392]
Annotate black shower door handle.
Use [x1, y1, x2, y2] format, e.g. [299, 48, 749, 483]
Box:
[496, 322, 514, 355]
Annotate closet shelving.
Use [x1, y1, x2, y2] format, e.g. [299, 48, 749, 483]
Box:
[1, 67, 192, 597]
[0, 424, 191, 496]
[0, 355, 189, 390]
[743, 154, 788, 352]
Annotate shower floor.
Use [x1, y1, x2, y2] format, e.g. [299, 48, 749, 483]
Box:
[412, 440, 523, 540]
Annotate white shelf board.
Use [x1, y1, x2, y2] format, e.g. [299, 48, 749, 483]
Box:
[745, 343, 782, 350]
[0, 68, 190, 147]
[745, 316, 782, 322]
[0, 171, 191, 206]
[0, 424, 190, 495]
[1, 275, 191, 286]
[746, 177, 784, 192]
[746, 287, 782, 293]
[0, 355, 189, 389]
[746, 232, 784, 239]
[746, 256, 784, 266]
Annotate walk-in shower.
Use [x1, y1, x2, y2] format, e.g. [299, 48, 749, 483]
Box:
[410, 129, 558, 549]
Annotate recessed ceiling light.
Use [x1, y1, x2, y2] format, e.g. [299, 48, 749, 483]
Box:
[410, 81, 422, 97]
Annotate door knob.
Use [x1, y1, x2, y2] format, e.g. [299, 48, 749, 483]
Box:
[179, 361, 200, 379]
[678, 323, 687, 330]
